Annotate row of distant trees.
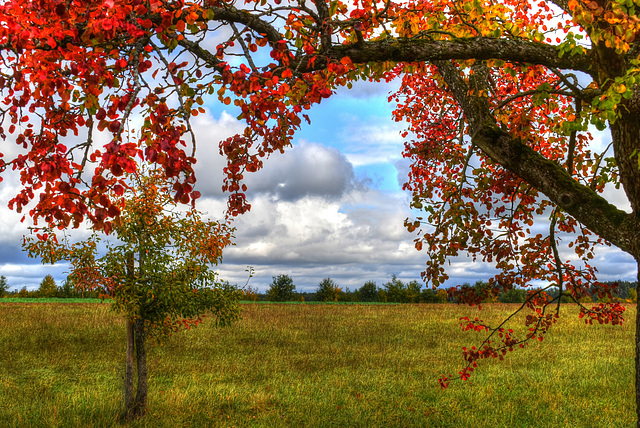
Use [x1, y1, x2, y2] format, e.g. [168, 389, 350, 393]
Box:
[0, 275, 101, 299]
[2, 273, 637, 304]
[240, 275, 638, 304]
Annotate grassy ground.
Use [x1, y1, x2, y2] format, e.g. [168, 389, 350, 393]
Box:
[0, 302, 634, 427]
[1, 298, 108, 303]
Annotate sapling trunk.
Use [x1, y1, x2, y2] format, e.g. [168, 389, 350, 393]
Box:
[124, 319, 134, 412]
[133, 318, 148, 417]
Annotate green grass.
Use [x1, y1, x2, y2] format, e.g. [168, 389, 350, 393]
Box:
[0, 303, 634, 427]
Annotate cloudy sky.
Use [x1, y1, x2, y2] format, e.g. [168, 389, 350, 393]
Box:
[0, 79, 637, 293]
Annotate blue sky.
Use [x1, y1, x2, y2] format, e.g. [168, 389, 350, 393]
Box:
[0, 79, 637, 293]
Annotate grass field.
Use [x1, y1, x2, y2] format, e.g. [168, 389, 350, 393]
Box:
[0, 302, 634, 427]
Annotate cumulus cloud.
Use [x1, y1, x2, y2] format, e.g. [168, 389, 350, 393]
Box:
[244, 141, 361, 201]
[215, 189, 429, 292]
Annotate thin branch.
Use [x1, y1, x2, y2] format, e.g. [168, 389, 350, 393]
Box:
[229, 22, 258, 73]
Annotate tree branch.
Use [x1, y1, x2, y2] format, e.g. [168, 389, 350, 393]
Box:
[314, 37, 595, 76]
[434, 60, 640, 257]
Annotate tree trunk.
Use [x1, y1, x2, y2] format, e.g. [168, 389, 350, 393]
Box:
[121, 252, 147, 421]
[124, 319, 134, 413]
[636, 257, 640, 428]
[133, 317, 148, 418]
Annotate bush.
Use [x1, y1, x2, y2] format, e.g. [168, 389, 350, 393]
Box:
[267, 274, 297, 302]
[240, 285, 260, 302]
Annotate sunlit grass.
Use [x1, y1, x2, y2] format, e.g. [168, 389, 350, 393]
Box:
[0, 302, 634, 427]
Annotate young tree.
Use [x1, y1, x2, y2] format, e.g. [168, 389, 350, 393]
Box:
[0, 275, 8, 298]
[37, 274, 58, 298]
[3, 0, 640, 422]
[24, 168, 240, 420]
[315, 277, 342, 302]
[267, 275, 297, 302]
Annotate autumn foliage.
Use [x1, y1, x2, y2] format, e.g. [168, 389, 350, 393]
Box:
[2, 0, 640, 415]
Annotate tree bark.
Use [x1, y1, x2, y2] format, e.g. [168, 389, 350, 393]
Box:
[124, 319, 135, 413]
[133, 318, 148, 418]
[636, 262, 640, 428]
[121, 252, 142, 421]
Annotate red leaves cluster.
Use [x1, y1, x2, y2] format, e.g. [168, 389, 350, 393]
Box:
[0, 0, 235, 230]
[0, 0, 358, 226]
[579, 302, 626, 325]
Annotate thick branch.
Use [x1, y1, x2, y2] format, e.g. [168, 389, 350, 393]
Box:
[315, 37, 595, 76]
[435, 60, 640, 257]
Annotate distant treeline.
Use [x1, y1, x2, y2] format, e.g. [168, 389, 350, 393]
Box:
[240, 274, 638, 304]
[0, 275, 101, 299]
[2, 273, 636, 304]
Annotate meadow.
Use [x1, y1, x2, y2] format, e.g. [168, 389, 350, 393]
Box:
[0, 302, 634, 427]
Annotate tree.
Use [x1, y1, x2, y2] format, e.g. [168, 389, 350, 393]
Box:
[24, 168, 240, 420]
[2, 0, 640, 422]
[0, 275, 8, 298]
[267, 274, 297, 302]
[421, 288, 448, 304]
[37, 274, 58, 298]
[499, 288, 527, 304]
[383, 275, 422, 303]
[358, 281, 379, 302]
[383, 275, 406, 303]
[315, 277, 342, 302]
[406, 280, 423, 303]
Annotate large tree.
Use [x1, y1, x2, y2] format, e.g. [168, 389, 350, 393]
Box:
[1, 0, 639, 423]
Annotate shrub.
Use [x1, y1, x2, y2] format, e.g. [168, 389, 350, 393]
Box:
[240, 285, 260, 302]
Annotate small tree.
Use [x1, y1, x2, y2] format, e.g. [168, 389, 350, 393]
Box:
[0, 275, 8, 298]
[384, 275, 410, 303]
[58, 280, 75, 298]
[37, 274, 58, 298]
[421, 288, 447, 303]
[315, 277, 342, 302]
[358, 281, 378, 302]
[25, 168, 240, 420]
[267, 275, 296, 302]
[406, 280, 423, 303]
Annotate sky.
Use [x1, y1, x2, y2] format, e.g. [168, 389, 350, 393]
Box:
[0, 79, 637, 293]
